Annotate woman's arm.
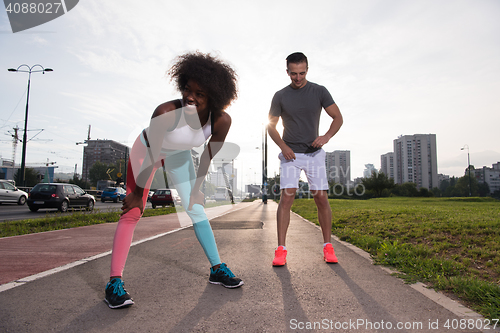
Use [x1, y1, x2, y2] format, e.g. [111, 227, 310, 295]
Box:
[188, 112, 231, 210]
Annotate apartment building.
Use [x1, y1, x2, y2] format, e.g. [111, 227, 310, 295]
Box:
[325, 150, 351, 185]
[380, 152, 395, 179]
[473, 162, 500, 194]
[393, 134, 438, 190]
[82, 140, 130, 182]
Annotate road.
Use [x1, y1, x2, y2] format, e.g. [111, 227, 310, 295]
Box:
[0, 201, 153, 222]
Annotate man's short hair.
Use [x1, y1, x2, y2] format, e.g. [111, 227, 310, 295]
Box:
[286, 52, 308, 67]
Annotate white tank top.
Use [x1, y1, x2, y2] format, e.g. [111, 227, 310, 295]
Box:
[142, 100, 212, 152]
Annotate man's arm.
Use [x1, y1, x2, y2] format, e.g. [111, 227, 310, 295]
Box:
[311, 103, 343, 148]
[268, 114, 296, 160]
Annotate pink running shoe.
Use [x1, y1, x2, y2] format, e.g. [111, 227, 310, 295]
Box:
[323, 243, 338, 263]
[272, 246, 287, 266]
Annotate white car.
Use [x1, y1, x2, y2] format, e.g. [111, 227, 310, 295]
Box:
[0, 180, 28, 205]
[170, 189, 182, 205]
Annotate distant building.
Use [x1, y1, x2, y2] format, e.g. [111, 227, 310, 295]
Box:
[472, 162, 500, 194]
[325, 150, 351, 185]
[0, 158, 15, 180]
[82, 140, 130, 182]
[380, 152, 395, 179]
[363, 164, 377, 178]
[393, 134, 438, 190]
[0, 157, 57, 183]
[353, 177, 364, 185]
[207, 160, 238, 194]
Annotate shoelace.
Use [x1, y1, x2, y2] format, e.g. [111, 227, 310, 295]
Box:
[216, 263, 235, 278]
[110, 280, 126, 297]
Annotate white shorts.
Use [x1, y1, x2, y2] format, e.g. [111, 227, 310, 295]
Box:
[279, 149, 328, 191]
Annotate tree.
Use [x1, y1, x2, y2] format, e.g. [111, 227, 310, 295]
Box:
[69, 174, 90, 189]
[391, 182, 419, 197]
[266, 176, 280, 199]
[439, 179, 450, 193]
[430, 187, 442, 197]
[88, 161, 118, 186]
[14, 167, 41, 187]
[455, 174, 479, 197]
[417, 187, 433, 197]
[362, 171, 394, 197]
[477, 182, 490, 197]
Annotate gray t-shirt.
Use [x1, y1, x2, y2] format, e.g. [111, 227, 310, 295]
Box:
[269, 81, 335, 153]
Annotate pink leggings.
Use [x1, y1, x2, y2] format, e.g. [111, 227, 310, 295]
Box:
[109, 134, 220, 277]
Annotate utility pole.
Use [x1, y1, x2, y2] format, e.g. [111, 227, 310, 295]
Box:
[76, 125, 92, 184]
[8, 64, 53, 186]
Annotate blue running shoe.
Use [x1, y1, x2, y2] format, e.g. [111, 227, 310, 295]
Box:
[209, 263, 244, 288]
[105, 278, 134, 309]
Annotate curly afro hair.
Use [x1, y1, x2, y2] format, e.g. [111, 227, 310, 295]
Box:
[167, 51, 238, 117]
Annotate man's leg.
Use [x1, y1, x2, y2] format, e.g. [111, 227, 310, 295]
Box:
[311, 190, 332, 243]
[304, 150, 338, 263]
[277, 187, 297, 246]
[274, 152, 301, 266]
[311, 189, 338, 263]
[272, 187, 296, 266]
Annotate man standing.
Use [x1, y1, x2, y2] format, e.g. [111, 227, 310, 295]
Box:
[267, 52, 343, 266]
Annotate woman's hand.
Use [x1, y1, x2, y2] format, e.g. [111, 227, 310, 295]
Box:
[188, 190, 205, 211]
[121, 191, 144, 215]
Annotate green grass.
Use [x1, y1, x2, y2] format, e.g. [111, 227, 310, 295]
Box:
[0, 206, 178, 238]
[291, 197, 500, 320]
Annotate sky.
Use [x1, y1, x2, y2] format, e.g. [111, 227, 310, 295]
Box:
[1, 0, 499, 189]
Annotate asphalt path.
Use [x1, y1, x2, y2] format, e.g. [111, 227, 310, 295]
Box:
[0, 201, 496, 332]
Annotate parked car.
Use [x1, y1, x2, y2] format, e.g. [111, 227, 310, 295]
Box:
[27, 183, 95, 212]
[170, 189, 182, 205]
[101, 187, 126, 203]
[150, 188, 174, 208]
[0, 180, 28, 205]
[147, 190, 155, 202]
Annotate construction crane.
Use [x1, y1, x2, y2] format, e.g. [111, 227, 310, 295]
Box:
[4, 126, 51, 165]
[26, 160, 56, 166]
[10, 126, 20, 165]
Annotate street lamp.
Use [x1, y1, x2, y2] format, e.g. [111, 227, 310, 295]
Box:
[262, 122, 268, 204]
[8, 64, 53, 186]
[461, 144, 471, 196]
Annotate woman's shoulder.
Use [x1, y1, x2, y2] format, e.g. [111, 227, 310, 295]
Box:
[212, 111, 231, 136]
[152, 100, 182, 118]
[215, 111, 231, 126]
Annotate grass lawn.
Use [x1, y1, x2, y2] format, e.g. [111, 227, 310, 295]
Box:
[291, 197, 500, 320]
